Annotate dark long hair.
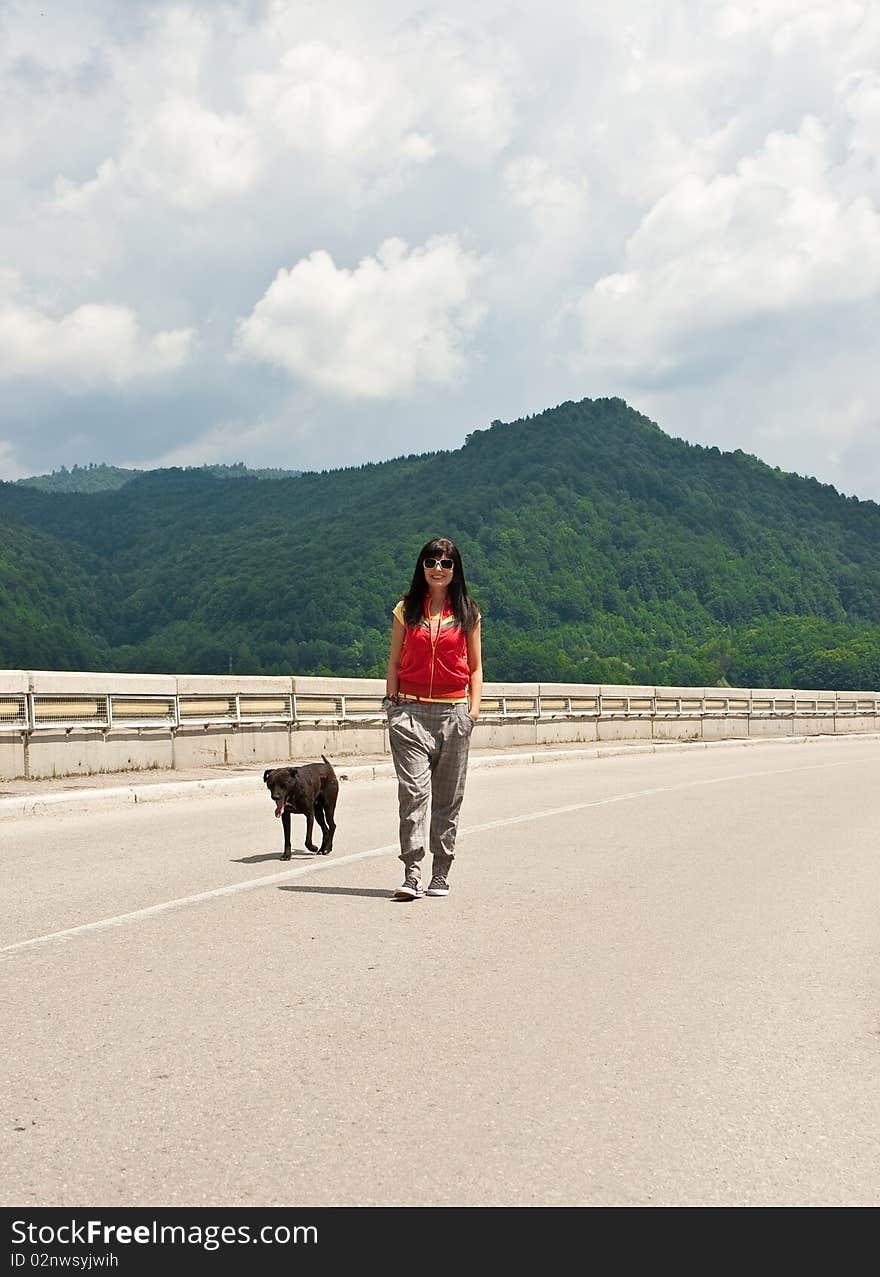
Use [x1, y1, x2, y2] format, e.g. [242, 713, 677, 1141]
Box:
[402, 537, 480, 633]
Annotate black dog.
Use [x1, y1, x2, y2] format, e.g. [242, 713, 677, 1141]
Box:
[263, 756, 338, 860]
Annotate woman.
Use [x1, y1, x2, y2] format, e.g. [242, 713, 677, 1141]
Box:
[383, 536, 483, 899]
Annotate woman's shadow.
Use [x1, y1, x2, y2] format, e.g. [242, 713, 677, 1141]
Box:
[231, 853, 391, 897]
[278, 884, 392, 898]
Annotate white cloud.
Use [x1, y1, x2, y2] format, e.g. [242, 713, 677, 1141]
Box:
[842, 69, 880, 192]
[47, 6, 264, 216]
[576, 115, 880, 375]
[56, 98, 261, 213]
[251, 10, 519, 165]
[504, 155, 589, 234]
[396, 16, 519, 161]
[45, 7, 519, 237]
[0, 279, 195, 388]
[245, 41, 409, 159]
[716, 0, 868, 52]
[236, 236, 486, 398]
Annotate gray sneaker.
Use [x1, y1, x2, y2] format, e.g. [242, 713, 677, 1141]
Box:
[393, 876, 424, 900]
[426, 876, 449, 896]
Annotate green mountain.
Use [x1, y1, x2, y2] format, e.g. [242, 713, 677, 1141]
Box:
[1, 397, 879, 689]
[16, 461, 301, 493]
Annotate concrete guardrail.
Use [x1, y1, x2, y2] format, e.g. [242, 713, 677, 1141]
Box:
[1, 669, 878, 781]
[0, 674, 873, 781]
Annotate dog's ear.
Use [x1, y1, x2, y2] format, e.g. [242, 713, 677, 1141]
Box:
[262, 769, 272, 784]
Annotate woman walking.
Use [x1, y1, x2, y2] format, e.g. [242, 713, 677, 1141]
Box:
[383, 537, 483, 899]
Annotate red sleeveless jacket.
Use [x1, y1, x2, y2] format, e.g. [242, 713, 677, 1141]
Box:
[395, 595, 471, 700]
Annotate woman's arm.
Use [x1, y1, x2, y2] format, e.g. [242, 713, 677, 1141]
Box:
[385, 616, 406, 704]
[466, 620, 483, 719]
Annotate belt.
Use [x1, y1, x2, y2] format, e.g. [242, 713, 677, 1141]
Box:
[398, 693, 468, 704]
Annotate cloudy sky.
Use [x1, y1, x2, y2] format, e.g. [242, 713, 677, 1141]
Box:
[2, 0, 880, 498]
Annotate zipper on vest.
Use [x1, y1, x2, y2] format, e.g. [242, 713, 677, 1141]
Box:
[427, 601, 443, 699]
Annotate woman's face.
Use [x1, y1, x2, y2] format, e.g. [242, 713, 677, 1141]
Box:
[423, 550, 455, 589]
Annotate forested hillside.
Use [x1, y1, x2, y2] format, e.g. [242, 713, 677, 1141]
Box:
[1, 397, 879, 688]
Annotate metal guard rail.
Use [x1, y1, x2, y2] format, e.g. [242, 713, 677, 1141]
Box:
[1, 689, 878, 734]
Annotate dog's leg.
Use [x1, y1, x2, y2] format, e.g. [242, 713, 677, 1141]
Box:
[314, 798, 331, 855]
[281, 808, 292, 860]
[304, 806, 319, 854]
[323, 785, 338, 854]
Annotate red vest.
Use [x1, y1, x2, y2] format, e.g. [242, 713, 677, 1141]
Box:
[397, 595, 471, 699]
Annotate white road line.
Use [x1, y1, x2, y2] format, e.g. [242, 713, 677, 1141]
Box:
[0, 755, 865, 959]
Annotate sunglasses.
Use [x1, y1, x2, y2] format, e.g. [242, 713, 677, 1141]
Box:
[424, 557, 454, 570]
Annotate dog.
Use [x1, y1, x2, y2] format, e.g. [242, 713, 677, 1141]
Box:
[263, 756, 338, 860]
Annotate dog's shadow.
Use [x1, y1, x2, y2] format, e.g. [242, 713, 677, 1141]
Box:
[233, 851, 318, 864]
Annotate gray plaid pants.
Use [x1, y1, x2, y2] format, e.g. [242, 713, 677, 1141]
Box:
[387, 700, 475, 880]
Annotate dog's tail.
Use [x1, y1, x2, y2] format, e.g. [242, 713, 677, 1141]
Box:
[322, 754, 333, 767]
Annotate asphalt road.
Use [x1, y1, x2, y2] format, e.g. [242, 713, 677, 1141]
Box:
[2, 737, 880, 1207]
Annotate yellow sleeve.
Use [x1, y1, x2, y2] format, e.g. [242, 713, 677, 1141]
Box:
[393, 599, 406, 625]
